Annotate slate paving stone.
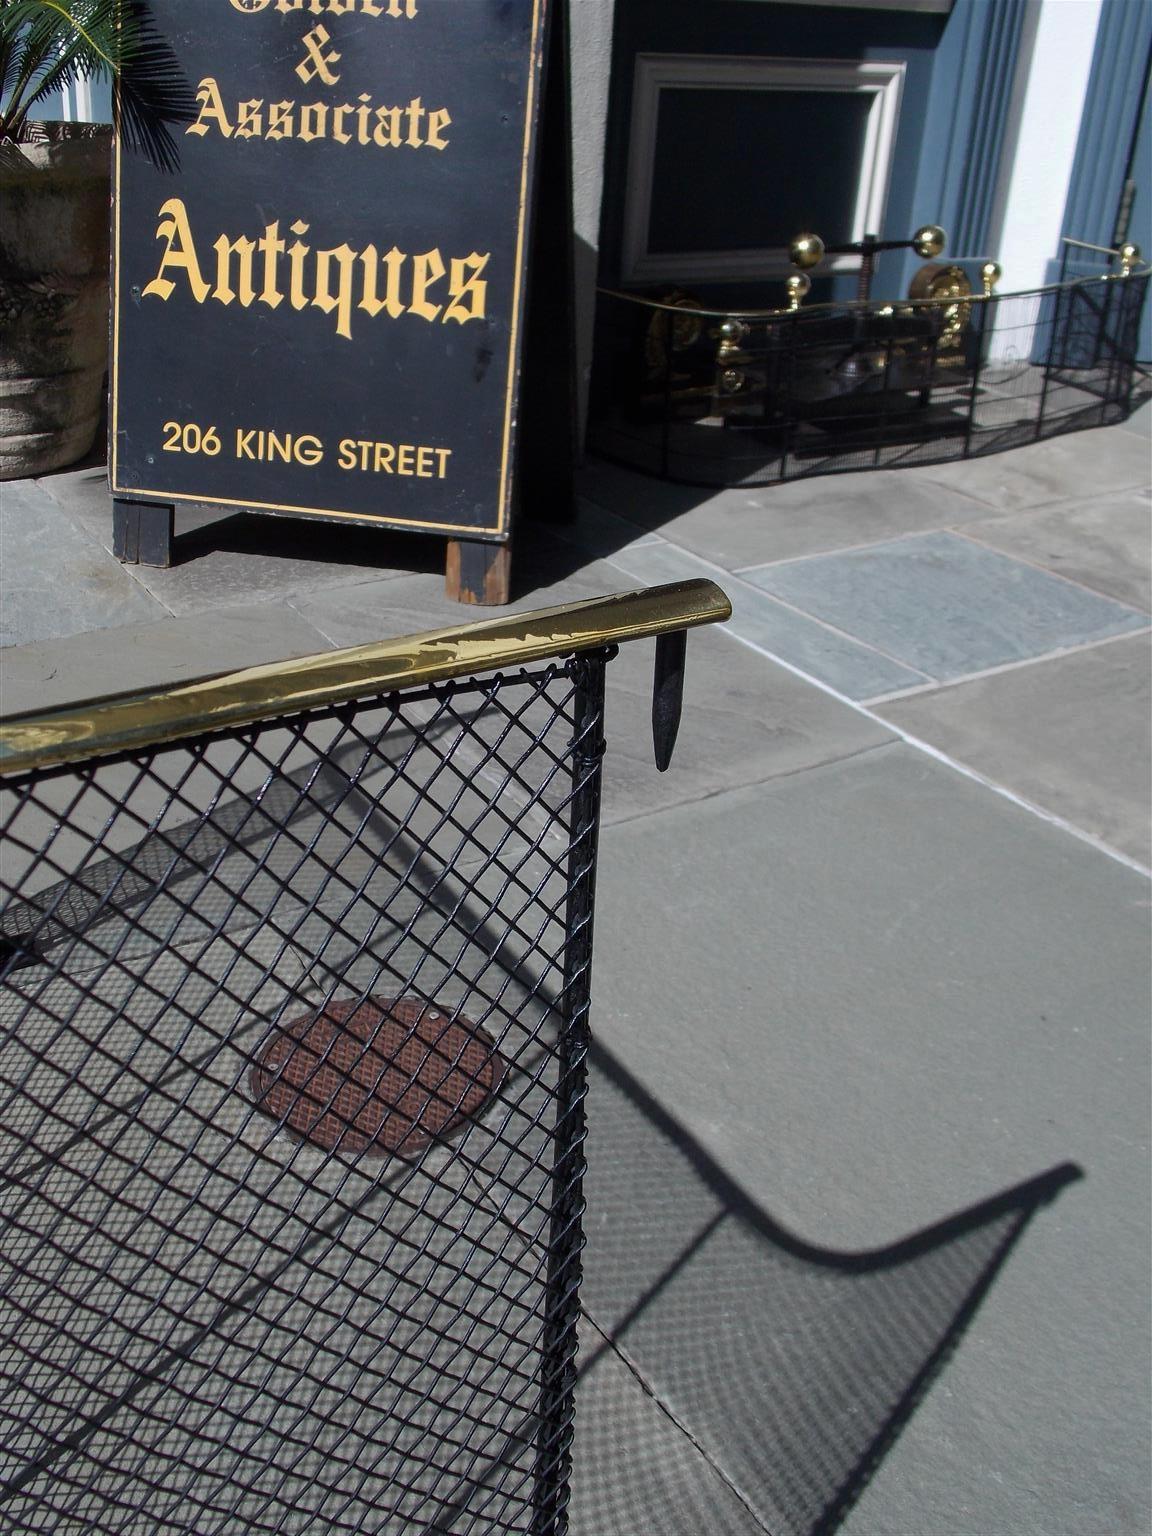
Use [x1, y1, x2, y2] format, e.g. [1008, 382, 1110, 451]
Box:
[0, 480, 163, 648]
[878, 632, 1152, 865]
[961, 488, 1152, 613]
[604, 540, 929, 699]
[919, 422, 1152, 511]
[743, 530, 1148, 684]
[598, 619, 894, 824]
[577, 456, 993, 571]
[287, 532, 631, 647]
[571, 1322, 758, 1536]
[0, 603, 334, 714]
[582, 1053, 1037, 1536]
[588, 744, 1150, 1535]
[1, 411, 1148, 1535]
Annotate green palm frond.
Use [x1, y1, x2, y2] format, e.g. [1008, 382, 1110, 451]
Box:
[0, 0, 193, 170]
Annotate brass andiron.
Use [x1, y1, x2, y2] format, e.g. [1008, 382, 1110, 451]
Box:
[790, 223, 955, 303]
[785, 272, 811, 312]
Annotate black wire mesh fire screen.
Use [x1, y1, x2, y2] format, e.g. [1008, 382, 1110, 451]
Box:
[589, 240, 1150, 488]
[0, 581, 729, 1536]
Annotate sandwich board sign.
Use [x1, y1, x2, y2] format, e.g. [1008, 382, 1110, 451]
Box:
[110, 0, 549, 602]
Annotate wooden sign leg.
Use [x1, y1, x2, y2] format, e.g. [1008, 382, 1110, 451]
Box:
[445, 539, 513, 605]
[113, 498, 175, 567]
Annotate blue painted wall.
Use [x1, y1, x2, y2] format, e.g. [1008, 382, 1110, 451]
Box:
[597, 0, 1033, 312]
[1059, 0, 1152, 358]
[597, 0, 948, 308]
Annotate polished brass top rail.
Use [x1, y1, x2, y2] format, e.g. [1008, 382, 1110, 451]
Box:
[0, 580, 732, 777]
[597, 247, 1149, 321]
[1060, 236, 1135, 256]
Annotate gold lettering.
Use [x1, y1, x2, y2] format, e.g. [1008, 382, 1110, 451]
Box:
[444, 252, 489, 325]
[295, 434, 324, 465]
[257, 221, 285, 309]
[426, 108, 451, 149]
[396, 444, 415, 475]
[296, 24, 341, 88]
[213, 234, 257, 307]
[435, 448, 451, 478]
[415, 446, 435, 478]
[143, 198, 210, 304]
[405, 96, 425, 148]
[185, 88, 446, 149]
[187, 77, 233, 139]
[410, 249, 445, 322]
[267, 431, 293, 464]
[332, 103, 353, 144]
[287, 220, 311, 310]
[374, 442, 395, 472]
[359, 245, 406, 320]
[267, 101, 294, 140]
[356, 94, 373, 145]
[235, 99, 264, 139]
[266, 0, 417, 14]
[299, 102, 328, 142]
[313, 243, 358, 340]
[338, 438, 358, 469]
[236, 428, 257, 458]
[373, 105, 403, 148]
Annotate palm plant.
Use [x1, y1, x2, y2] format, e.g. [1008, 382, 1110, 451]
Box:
[0, 0, 191, 166]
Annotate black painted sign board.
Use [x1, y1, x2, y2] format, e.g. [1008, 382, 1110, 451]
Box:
[110, 0, 549, 560]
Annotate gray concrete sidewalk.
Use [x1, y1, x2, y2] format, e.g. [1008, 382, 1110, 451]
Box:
[1, 411, 1149, 1533]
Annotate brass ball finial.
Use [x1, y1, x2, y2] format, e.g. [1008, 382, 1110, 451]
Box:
[790, 232, 825, 270]
[1119, 242, 1141, 275]
[980, 261, 1002, 296]
[912, 224, 947, 259]
[785, 272, 811, 311]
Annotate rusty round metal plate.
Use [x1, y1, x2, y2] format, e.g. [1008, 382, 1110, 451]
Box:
[249, 996, 504, 1158]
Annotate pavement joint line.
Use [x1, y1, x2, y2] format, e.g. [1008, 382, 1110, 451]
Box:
[730, 524, 983, 576]
[601, 532, 936, 682]
[950, 527, 1152, 616]
[120, 563, 179, 618]
[603, 541, 1152, 878]
[600, 741, 895, 832]
[910, 464, 1152, 516]
[282, 599, 343, 650]
[576, 1306, 777, 1536]
[862, 624, 1152, 706]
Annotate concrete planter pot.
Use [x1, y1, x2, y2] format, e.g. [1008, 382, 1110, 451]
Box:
[0, 123, 112, 479]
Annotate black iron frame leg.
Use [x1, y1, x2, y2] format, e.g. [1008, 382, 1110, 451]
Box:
[113, 498, 175, 567]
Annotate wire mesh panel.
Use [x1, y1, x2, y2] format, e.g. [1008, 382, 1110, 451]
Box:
[588, 259, 1150, 488]
[0, 652, 612, 1535]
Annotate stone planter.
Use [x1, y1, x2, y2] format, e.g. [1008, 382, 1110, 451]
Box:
[0, 123, 112, 479]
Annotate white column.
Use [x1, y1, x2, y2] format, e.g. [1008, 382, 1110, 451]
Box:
[994, 0, 1103, 294]
[569, 0, 616, 447]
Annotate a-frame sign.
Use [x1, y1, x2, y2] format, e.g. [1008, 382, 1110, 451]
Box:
[111, 0, 551, 603]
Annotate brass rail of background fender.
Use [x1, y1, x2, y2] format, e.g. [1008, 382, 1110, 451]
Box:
[0, 580, 732, 777]
[596, 258, 1151, 321]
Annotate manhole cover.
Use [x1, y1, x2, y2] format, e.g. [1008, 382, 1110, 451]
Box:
[249, 996, 505, 1158]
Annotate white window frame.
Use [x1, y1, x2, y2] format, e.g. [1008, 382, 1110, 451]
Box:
[621, 54, 906, 285]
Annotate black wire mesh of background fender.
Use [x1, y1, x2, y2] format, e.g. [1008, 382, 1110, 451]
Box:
[0, 651, 609, 1536]
[588, 264, 1149, 488]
